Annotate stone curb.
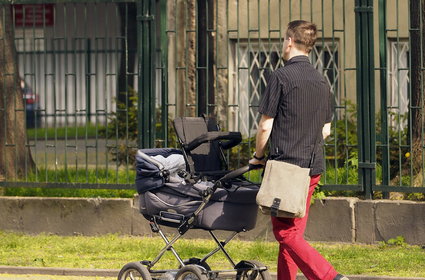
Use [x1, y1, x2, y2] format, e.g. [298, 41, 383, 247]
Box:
[0, 266, 424, 280]
[1, 197, 425, 245]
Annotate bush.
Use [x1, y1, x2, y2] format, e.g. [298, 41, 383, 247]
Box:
[227, 136, 256, 169]
[100, 88, 138, 141]
[324, 100, 358, 169]
[98, 88, 177, 166]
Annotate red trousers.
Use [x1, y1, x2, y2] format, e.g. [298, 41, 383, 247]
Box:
[271, 175, 338, 280]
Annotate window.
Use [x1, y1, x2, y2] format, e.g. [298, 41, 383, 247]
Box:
[15, 29, 45, 52]
[229, 40, 339, 136]
[312, 41, 340, 102]
[388, 40, 409, 127]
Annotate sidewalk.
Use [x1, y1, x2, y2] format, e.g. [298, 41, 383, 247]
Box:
[0, 266, 117, 278]
[1, 266, 425, 280]
[0, 274, 113, 280]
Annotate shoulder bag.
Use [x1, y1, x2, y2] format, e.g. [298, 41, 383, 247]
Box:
[256, 131, 321, 218]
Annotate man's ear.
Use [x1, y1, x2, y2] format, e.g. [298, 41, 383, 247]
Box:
[286, 37, 293, 47]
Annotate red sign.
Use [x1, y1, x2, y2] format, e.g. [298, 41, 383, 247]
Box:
[13, 4, 54, 27]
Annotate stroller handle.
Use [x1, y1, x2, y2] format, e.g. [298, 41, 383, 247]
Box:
[219, 164, 264, 182]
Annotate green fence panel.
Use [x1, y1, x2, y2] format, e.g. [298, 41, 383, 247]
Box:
[0, 0, 424, 199]
[0, 1, 139, 191]
[373, 0, 425, 198]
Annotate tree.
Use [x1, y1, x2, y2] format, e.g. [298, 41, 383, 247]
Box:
[0, 4, 35, 179]
[409, 0, 424, 145]
[409, 0, 425, 187]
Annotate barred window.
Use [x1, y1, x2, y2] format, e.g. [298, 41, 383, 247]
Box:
[388, 40, 409, 128]
[229, 40, 340, 136]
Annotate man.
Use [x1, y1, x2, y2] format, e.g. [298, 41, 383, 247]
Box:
[249, 20, 348, 280]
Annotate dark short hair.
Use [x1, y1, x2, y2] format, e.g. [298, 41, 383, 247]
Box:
[286, 20, 317, 53]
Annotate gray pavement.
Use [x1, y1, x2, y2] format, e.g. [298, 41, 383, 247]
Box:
[0, 274, 114, 280]
[0, 267, 116, 280]
[1, 266, 425, 280]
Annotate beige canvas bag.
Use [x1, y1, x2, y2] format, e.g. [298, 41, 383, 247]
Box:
[256, 160, 311, 218]
[256, 132, 320, 218]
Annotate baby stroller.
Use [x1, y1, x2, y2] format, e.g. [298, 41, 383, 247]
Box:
[118, 117, 270, 280]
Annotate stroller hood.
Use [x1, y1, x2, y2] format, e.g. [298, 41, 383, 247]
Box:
[135, 148, 185, 194]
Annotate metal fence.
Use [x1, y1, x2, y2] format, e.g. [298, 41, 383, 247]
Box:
[0, 0, 424, 199]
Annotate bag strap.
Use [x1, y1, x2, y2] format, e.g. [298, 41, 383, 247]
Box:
[308, 128, 323, 169]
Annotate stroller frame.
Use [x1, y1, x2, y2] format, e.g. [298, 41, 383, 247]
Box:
[142, 165, 266, 279]
[145, 214, 245, 276]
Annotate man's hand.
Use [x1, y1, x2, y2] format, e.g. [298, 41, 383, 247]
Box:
[249, 157, 266, 166]
[322, 123, 331, 139]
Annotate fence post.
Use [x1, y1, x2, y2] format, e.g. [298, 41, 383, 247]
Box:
[137, 0, 156, 148]
[159, 0, 168, 146]
[355, 0, 376, 199]
[378, 0, 390, 198]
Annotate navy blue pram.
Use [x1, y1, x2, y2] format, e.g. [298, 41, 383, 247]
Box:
[118, 117, 270, 280]
[136, 148, 259, 232]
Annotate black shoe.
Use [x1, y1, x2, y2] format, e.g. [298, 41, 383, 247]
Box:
[334, 274, 349, 280]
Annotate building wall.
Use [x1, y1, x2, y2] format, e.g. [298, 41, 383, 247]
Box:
[165, 0, 411, 134]
[15, 2, 124, 127]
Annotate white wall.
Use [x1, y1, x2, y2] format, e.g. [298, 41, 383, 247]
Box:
[15, 2, 135, 127]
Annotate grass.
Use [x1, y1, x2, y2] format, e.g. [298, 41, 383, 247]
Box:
[0, 231, 424, 277]
[2, 187, 136, 198]
[3, 168, 136, 198]
[23, 168, 136, 184]
[27, 124, 106, 141]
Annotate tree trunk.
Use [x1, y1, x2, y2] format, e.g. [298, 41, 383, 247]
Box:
[409, 0, 425, 187]
[176, 0, 197, 117]
[0, 5, 36, 179]
[186, 0, 196, 117]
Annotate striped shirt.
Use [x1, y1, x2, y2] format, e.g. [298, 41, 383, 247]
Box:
[258, 55, 333, 175]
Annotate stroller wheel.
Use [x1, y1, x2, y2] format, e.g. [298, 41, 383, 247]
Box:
[235, 260, 271, 280]
[175, 264, 208, 280]
[118, 262, 152, 280]
[181, 258, 211, 271]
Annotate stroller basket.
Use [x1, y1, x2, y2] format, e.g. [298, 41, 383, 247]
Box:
[136, 148, 259, 232]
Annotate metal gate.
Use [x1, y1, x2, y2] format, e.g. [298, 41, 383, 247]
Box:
[1, 0, 424, 199]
